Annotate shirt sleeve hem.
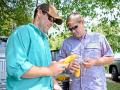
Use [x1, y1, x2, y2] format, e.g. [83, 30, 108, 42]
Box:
[16, 61, 33, 80]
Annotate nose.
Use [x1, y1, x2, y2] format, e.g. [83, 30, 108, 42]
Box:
[71, 29, 76, 33]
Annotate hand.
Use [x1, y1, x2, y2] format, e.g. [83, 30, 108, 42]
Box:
[68, 61, 80, 74]
[82, 58, 97, 68]
[58, 59, 66, 63]
[49, 61, 67, 76]
[53, 78, 62, 90]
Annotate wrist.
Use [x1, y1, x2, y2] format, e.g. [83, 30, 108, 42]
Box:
[48, 67, 54, 76]
[43, 67, 54, 76]
[94, 58, 99, 66]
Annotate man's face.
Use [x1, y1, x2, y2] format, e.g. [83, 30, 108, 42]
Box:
[68, 20, 85, 38]
[39, 11, 54, 33]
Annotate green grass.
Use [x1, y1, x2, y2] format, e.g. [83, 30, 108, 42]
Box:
[107, 80, 120, 90]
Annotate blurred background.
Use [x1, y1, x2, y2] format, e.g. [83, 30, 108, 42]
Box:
[0, 0, 120, 52]
[0, 0, 120, 90]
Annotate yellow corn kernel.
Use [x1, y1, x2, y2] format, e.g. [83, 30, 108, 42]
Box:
[61, 54, 80, 77]
[62, 54, 77, 64]
[74, 69, 80, 77]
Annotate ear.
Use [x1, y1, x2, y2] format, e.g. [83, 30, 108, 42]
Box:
[37, 10, 43, 18]
[81, 20, 84, 24]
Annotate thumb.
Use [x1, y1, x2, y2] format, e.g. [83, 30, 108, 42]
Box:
[58, 59, 65, 64]
[52, 61, 57, 64]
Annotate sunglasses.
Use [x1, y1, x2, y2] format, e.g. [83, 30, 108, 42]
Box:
[47, 14, 55, 22]
[42, 11, 55, 22]
[68, 25, 78, 31]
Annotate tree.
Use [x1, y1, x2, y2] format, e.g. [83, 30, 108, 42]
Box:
[0, 0, 34, 36]
[1, 0, 120, 52]
[92, 21, 120, 52]
[45, 0, 120, 52]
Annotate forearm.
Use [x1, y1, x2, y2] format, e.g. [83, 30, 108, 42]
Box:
[21, 66, 53, 78]
[95, 56, 114, 66]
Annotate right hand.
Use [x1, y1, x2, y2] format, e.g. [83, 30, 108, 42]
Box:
[82, 58, 97, 68]
[68, 61, 80, 74]
[49, 61, 67, 76]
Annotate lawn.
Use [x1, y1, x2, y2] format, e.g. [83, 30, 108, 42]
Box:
[107, 79, 120, 90]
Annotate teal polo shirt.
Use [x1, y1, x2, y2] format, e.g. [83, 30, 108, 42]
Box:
[6, 23, 53, 90]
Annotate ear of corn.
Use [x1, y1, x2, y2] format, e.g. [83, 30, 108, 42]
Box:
[62, 54, 77, 64]
[74, 69, 80, 77]
[60, 54, 80, 77]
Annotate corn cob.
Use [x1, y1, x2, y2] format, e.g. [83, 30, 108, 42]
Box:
[62, 54, 77, 64]
[74, 69, 80, 77]
[62, 54, 80, 77]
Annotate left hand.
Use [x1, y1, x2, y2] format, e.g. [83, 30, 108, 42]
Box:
[82, 58, 97, 68]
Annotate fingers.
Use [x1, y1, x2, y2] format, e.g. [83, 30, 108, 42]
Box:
[82, 62, 91, 68]
[82, 60, 95, 68]
[58, 64, 68, 68]
[48, 62, 68, 76]
[69, 69, 74, 74]
[68, 61, 80, 74]
[52, 61, 57, 63]
[58, 59, 65, 63]
[58, 64, 67, 71]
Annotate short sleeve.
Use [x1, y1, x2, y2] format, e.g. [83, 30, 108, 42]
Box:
[100, 35, 113, 57]
[57, 40, 68, 61]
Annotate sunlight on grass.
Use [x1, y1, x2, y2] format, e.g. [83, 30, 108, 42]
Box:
[107, 80, 120, 90]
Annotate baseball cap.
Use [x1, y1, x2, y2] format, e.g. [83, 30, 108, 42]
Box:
[36, 3, 62, 25]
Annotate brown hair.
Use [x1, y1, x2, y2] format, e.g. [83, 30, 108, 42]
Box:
[33, 3, 62, 25]
[34, 3, 49, 18]
[66, 12, 84, 27]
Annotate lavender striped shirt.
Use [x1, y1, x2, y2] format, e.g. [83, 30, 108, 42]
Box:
[57, 32, 113, 90]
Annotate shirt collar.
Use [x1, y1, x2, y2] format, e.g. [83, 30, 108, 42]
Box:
[29, 23, 47, 39]
[73, 31, 87, 40]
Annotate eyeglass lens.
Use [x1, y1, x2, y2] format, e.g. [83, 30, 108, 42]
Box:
[42, 10, 54, 22]
[69, 25, 78, 31]
[47, 14, 54, 22]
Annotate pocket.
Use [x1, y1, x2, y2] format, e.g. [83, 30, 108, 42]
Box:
[84, 47, 101, 58]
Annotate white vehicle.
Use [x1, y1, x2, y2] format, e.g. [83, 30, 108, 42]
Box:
[0, 37, 7, 90]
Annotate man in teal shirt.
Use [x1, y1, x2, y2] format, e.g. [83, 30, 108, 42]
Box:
[6, 3, 66, 90]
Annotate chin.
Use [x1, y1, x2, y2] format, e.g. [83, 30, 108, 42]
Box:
[74, 34, 80, 38]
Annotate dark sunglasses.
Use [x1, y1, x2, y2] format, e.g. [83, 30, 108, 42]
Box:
[42, 11, 55, 22]
[47, 14, 55, 22]
[69, 25, 78, 31]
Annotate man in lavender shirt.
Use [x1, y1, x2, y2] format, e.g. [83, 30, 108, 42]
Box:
[57, 12, 114, 90]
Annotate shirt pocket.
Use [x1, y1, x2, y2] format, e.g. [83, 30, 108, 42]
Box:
[84, 42, 101, 58]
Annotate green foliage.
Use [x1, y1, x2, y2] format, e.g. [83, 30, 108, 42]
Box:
[0, 0, 34, 36]
[104, 65, 109, 73]
[92, 21, 120, 52]
[0, 0, 120, 52]
[107, 80, 120, 90]
[46, 0, 120, 52]
[49, 31, 71, 50]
